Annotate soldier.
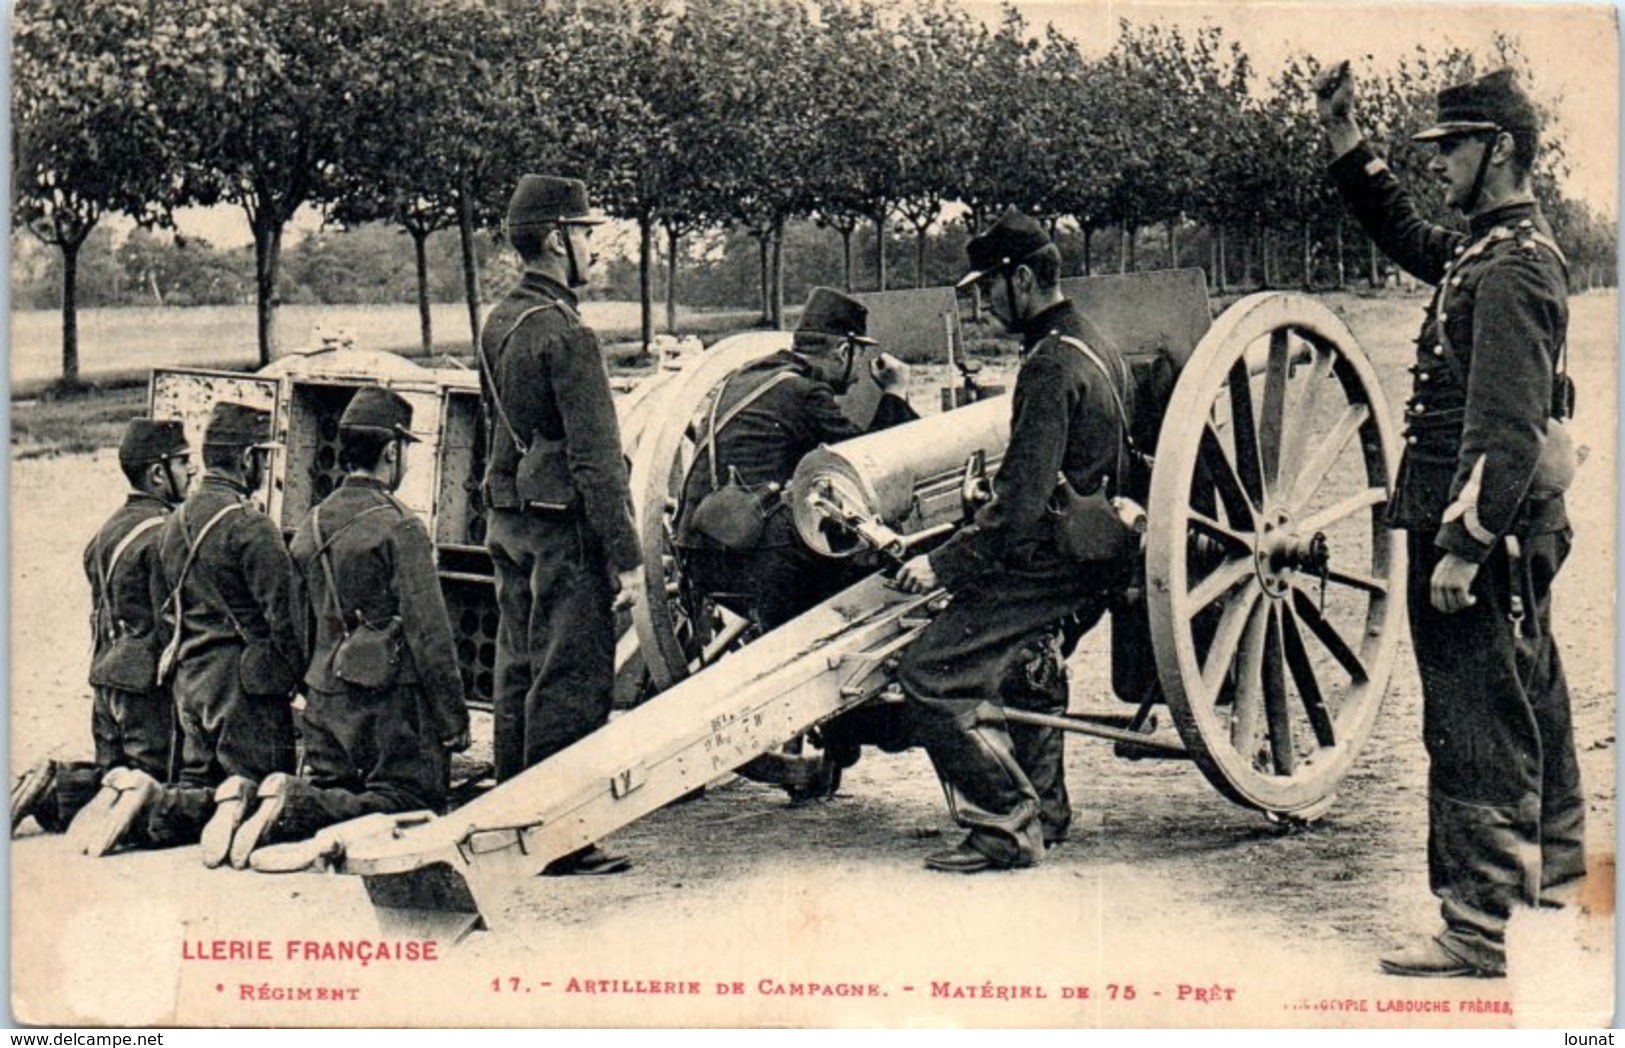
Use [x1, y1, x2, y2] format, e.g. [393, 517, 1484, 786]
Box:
[480, 174, 641, 875]
[77, 402, 304, 862]
[12, 420, 193, 843]
[1316, 65, 1583, 978]
[674, 286, 917, 633]
[894, 209, 1137, 872]
[226, 389, 471, 871]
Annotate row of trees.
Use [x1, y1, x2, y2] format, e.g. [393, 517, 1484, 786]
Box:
[14, 0, 1614, 385]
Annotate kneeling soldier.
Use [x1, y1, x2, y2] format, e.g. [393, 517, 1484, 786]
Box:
[74, 402, 304, 860]
[14, 420, 193, 842]
[233, 389, 470, 871]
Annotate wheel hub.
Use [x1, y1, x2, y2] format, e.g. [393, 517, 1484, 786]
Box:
[1253, 508, 1330, 598]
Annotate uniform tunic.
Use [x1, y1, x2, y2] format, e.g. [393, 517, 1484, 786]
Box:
[83, 492, 175, 781]
[480, 272, 641, 780]
[280, 475, 471, 839]
[146, 474, 301, 845]
[673, 350, 917, 630]
[29, 493, 181, 834]
[1331, 142, 1583, 972]
[898, 300, 1135, 865]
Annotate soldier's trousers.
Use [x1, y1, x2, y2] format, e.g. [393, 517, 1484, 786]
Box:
[92, 685, 174, 781]
[146, 645, 297, 847]
[1408, 529, 1586, 974]
[29, 686, 175, 833]
[488, 509, 615, 781]
[897, 558, 1116, 866]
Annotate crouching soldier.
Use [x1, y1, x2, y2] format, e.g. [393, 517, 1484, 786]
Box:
[73, 402, 303, 861]
[13, 420, 193, 842]
[232, 389, 471, 872]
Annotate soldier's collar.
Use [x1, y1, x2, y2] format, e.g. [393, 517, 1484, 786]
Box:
[1021, 300, 1076, 350]
[126, 491, 169, 507]
[339, 475, 390, 492]
[1469, 198, 1537, 240]
[200, 472, 250, 497]
[519, 269, 580, 310]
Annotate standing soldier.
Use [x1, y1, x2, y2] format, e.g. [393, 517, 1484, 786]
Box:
[894, 210, 1138, 872]
[13, 420, 193, 842]
[229, 389, 470, 871]
[80, 402, 304, 862]
[480, 175, 641, 875]
[1316, 65, 1583, 978]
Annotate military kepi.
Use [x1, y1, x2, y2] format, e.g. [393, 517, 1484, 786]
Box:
[795, 287, 877, 345]
[957, 207, 1054, 289]
[1413, 68, 1540, 141]
[119, 418, 189, 469]
[203, 401, 279, 450]
[507, 175, 607, 231]
[339, 388, 419, 442]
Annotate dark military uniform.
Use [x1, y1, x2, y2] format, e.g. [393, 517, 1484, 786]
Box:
[482, 271, 641, 781]
[146, 472, 302, 844]
[899, 297, 1134, 866]
[1331, 142, 1582, 973]
[281, 474, 470, 834]
[83, 493, 175, 776]
[674, 349, 917, 631]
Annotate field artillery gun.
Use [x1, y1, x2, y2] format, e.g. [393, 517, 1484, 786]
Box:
[339, 272, 1408, 940]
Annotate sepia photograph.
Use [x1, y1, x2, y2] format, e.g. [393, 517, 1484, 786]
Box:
[7, 0, 1618, 1029]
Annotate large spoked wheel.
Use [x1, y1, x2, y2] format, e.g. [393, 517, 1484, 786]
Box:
[1145, 292, 1406, 820]
[628, 332, 792, 689]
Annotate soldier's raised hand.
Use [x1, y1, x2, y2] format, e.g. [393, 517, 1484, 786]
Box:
[870, 353, 912, 393]
[613, 567, 645, 612]
[1312, 60, 1355, 125]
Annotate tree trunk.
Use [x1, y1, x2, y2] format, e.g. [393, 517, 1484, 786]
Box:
[59, 239, 81, 386]
[1082, 226, 1093, 276]
[1369, 239, 1381, 288]
[770, 223, 785, 330]
[872, 210, 888, 292]
[758, 235, 770, 322]
[412, 227, 433, 357]
[1168, 218, 1178, 268]
[1301, 223, 1313, 291]
[665, 225, 681, 334]
[1334, 217, 1346, 289]
[915, 227, 928, 289]
[1217, 225, 1228, 293]
[457, 191, 482, 350]
[638, 216, 654, 353]
[840, 227, 854, 292]
[252, 218, 283, 367]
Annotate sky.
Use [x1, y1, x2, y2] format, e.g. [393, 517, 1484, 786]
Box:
[160, 0, 1619, 250]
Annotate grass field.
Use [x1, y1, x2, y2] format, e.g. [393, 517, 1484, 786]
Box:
[9, 300, 761, 397]
[11, 289, 1615, 460]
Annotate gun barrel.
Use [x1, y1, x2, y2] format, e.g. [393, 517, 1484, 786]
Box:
[787, 396, 1010, 558]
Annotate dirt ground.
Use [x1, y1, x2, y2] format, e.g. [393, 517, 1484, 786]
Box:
[7, 291, 1617, 1028]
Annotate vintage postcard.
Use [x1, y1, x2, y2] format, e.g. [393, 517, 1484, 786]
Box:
[8, 0, 1617, 1028]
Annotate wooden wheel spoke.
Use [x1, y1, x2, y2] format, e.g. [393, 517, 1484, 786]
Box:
[1226, 359, 1267, 506]
[1286, 403, 1369, 511]
[1261, 606, 1295, 775]
[1199, 423, 1256, 526]
[1188, 510, 1252, 555]
[1323, 566, 1389, 596]
[1299, 485, 1387, 535]
[1187, 555, 1255, 615]
[1280, 604, 1336, 747]
[1289, 588, 1369, 683]
[1278, 344, 1334, 496]
[1200, 579, 1263, 697]
[1259, 329, 1291, 495]
[1227, 595, 1269, 756]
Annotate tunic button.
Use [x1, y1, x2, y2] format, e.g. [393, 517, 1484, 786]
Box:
[1438, 313, 1448, 323]
[1454, 245, 1465, 256]
[1433, 346, 1445, 357]
[1407, 436, 1418, 446]
[1418, 372, 1430, 382]
[1450, 277, 1462, 287]
[1413, 403, 1425, 414]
